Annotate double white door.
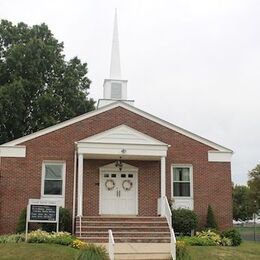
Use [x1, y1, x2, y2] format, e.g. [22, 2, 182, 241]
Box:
[100, 170, 137, 215]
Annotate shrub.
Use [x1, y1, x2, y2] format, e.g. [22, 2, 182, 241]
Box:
[181, 236, 217, 246]
[42, 207, 71, 232]
[27, 230, 51, 243]
[71, 239, 87, 249]
[77, 243, 109, 260]
[172, 208, 198, 235]
[206, 205, 218, 230]
[221, 237, 232, 246]
[27, 229, 74, 245]
[221, 228, 242, 246]
[16, 208, 27, 233]
[176, 240, 190, 259]
[0, 234, 25, 243]
[196, 230, 221, 245]
[48, 231, 75, 246]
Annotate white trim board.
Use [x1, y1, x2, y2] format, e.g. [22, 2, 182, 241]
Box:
[0, 146, 26, 157]
[1, 101, 233, 153]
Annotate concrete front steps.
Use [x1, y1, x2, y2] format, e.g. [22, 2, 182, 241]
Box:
[111, 243, 171, 260]
[75, 216, 171, 243]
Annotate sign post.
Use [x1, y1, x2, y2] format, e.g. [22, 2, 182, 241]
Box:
[25, 199, 59, 241]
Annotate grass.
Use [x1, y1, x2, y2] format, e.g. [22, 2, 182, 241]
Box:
[188, 241, 260, 260]
[0, 241, 259, 259]
[0, 243, 78, 260]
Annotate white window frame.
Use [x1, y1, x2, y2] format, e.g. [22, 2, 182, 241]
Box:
[171, 164, 193, 199]
[41, 161, 66, 199]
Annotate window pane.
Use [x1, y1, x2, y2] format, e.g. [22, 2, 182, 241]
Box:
[44, 180, 62, 195]
[45, 164, 62, 179]
[181, 168, 190, 181]
[173, 183, 180, 196]
[173, 182, 190, 197]
[173, 168, 181, 181]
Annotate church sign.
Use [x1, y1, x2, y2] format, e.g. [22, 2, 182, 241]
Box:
[25, 199, 59, 240]
[29, 204, 57, 222]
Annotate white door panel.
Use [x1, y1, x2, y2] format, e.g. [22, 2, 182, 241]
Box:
[100, 169, 137, 215]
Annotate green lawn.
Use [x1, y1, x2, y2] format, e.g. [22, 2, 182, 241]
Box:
[0, 243, 78, 260]
[188, 241, 260, 260]
[0, 241, 259, 259]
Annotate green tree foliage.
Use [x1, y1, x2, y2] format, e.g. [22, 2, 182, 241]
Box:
[206, 205, 218, 230]
[233, 185, 254, 221]
[0, 20, 95, 144]
[248, 164, 260, 213]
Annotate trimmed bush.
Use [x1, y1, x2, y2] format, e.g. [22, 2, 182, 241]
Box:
[206, 205, 218, 230]
[77, 243, 109, 260]
[176, 240, 190, 259]
[16, 208, 27, 233]
[221, 228, 242, 246]
[172, 208, 198, 235]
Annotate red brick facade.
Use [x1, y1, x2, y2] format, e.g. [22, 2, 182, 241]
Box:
[0, 106, 232, 234]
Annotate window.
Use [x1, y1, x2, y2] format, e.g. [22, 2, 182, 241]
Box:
[42, 162, 65, 196]
[172, 166, 192, 197]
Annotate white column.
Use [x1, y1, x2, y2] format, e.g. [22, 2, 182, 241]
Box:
[161, 156, 166, 216]
[77, 153, 83, 216]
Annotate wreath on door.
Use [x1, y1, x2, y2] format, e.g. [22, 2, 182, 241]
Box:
[122, 180, 133, 191]
[105, 179, 115, 191]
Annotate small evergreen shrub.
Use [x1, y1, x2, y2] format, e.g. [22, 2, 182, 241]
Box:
[77, 243, 109, 260]
[221, 228, 242, 246]
[16, 208, 27, 233]
[176, 240, 190, 259]
[206, 205, 218, 230]
[172, 208, 198, 235]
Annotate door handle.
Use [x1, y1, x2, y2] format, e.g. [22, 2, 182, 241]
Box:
[118, 190, 121, 197]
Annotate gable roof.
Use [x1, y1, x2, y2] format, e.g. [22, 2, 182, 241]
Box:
[78, 124, 168, 146]
[1, 101, 233, 152]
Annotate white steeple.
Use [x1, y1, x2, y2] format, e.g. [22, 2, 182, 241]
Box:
[97, 10, 134, 109]
[110, 9, 121, 79]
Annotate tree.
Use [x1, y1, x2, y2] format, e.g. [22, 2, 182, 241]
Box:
[248, 164, 260, 214]
[0, 20, 95, 144]
[206, 205, 218, 230]
[233, 185, 254, 221]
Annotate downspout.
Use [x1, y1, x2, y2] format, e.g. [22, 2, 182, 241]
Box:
[72, 146, 77, 234]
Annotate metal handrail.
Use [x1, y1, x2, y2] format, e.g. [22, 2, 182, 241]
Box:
[163, 196, 176, 260]
[108, 229, 115, 260]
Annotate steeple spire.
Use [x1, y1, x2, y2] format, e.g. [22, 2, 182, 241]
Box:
[97, 9, 135, 109]
[110, 9, 121, 79]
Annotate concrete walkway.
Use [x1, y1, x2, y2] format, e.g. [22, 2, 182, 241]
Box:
[98, 243, 171, 260]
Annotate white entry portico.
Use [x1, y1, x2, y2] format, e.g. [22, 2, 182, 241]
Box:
[75, 124, 169, 217]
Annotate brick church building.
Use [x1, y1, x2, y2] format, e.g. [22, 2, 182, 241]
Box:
[0, 12, 233, 241]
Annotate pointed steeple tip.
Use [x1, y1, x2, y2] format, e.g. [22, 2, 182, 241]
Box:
[110, 8, 121, 79]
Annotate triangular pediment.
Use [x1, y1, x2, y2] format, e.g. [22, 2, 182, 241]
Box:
[78, 125, 168, 146]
